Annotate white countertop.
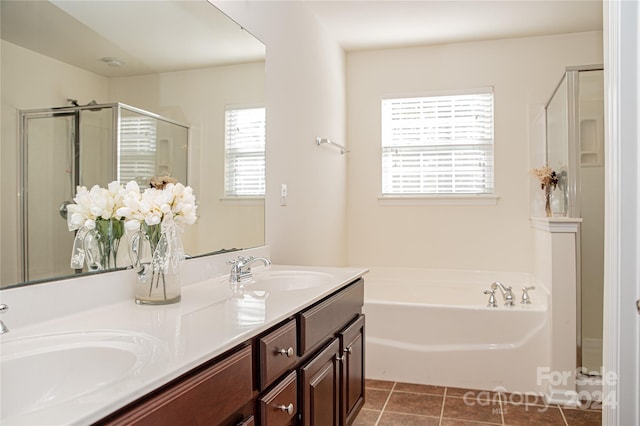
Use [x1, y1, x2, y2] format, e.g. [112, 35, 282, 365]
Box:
[0, 259, 368, 425]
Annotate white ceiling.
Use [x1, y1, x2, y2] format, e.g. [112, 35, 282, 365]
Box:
[0, 1, 603, 78]
[304, 0, 603, 51]
[0, 0, 265, 78]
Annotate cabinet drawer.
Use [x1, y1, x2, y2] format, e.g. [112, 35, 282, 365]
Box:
[298, 279, 364, 355]
[238, 415, 255, 426]
[258, 371, 297, 426]
[98, 345, 253, 426]
[259, 318, 297, 389]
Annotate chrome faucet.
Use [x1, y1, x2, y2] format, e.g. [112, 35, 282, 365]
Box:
[0, 304, 9, 335]
[227, 256, 271, 284]
[491, 282, 515, 307]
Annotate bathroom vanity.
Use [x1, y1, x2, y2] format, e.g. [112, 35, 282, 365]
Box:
[97, 279, 365, 426]
[0, 252, 367, 426]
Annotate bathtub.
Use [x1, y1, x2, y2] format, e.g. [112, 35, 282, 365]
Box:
[363, 268, 549, 394]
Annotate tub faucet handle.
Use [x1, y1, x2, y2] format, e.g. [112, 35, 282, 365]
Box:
[521, 286, 536, 304]
[483, 289, 498, 308]
[0, 304, 8, 335]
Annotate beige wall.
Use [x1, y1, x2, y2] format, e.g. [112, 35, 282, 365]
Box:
[0, 40, 109, 285]
[346, 31, 603, 272]
[108, 62, 266, 256]
[213, 1, 348, 266]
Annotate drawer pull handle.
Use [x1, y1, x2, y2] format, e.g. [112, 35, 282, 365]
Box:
[278, 403, 294, 415]
[344, 347, 352, 354]
[278, 347, 294, 357]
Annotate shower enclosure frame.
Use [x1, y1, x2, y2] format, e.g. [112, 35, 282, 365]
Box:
[544, 64, 604, 380]
[18, 102, 189, 283]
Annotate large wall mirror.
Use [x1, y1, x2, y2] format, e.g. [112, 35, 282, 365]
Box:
[1, 0, 266, 288]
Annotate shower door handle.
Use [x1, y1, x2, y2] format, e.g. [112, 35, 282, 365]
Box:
[59, 200, 73, 220]
[636, 299, 639, 314]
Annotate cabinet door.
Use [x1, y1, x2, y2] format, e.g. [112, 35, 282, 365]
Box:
[300, 339, 340, 426]
[97, 346, 253, 426]
[339, 315, 365, 426]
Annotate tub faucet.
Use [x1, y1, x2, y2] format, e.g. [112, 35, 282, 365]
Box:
[228, 256, 271, 284]
[491, 282, 515, 307]
[0, 304, 9, 335]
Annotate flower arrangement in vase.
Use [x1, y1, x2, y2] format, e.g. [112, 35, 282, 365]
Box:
[117, 176, 197, 305]
[531, 166, 559, 217]
[67, 181, 125, 271]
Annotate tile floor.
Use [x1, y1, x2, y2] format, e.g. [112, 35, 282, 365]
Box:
[354, 380, 602, 426]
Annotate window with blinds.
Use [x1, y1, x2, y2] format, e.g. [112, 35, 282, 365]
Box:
[118, 116, 157, 186]
[224, 106, 266, 197]
[381, 90, 494, 195]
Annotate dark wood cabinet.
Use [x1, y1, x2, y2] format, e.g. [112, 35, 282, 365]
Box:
[238, 416, 256, 426]
[300, 339, 341, 426]
[340, 315, 365, 426]
[259, 318, 298, 390]
[298, 279, 364, 355]
[259, 371, 298, 425]
[96, 345, 254, 426]
[297, 280, 365, 426]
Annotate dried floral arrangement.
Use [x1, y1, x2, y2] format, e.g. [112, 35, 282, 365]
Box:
[531, 166, 559, 191]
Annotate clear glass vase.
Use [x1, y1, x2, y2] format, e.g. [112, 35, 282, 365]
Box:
[544, 186, 553, 217]
[130, 223, 182, 305]
[84, 219, 124, 271]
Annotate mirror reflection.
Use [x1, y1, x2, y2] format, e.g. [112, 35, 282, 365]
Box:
[1, 0, 266, 288]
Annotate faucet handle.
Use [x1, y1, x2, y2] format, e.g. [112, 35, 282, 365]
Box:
[483, 289, 497, 308]
[504, 286, 515, 307]
[521, 286, 536, 304]
[0, 304, 8, 335]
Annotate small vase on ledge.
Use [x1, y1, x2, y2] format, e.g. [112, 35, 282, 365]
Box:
[544, 185, 552, 217]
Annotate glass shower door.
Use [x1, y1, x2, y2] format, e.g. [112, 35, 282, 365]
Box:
[577, 69, 604, 375]
[23, 113, 78, 281]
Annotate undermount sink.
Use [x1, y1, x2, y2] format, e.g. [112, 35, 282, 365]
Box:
[245, 270, 333, 291]
[0, 330, 169, 422]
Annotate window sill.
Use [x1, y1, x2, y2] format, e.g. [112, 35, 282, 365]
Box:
[377, 194, 500, 206]
[220, 196, 264, 206]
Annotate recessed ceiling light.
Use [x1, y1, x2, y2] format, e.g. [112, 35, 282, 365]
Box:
[100, 57, 125, 68]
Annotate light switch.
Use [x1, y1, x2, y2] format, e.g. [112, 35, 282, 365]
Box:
[280, 184, 288, 206]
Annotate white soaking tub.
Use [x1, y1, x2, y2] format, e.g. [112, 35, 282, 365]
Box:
[363, 268, 549, 394]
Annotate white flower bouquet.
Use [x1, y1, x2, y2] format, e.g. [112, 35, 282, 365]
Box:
[67, 181, 125, 270]
[116, 176, 198, 305]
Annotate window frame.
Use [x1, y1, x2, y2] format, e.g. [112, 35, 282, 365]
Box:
[222, 105, 266, 201]
[379, 88, 499, 205]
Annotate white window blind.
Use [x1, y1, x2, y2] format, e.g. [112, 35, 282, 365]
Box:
[118, 116, 157, 186]
[224, 107, 266, 197]
[381, 90, 494, 195]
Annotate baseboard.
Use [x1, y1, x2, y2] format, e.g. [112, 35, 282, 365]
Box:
[576, 374, 603, 402]
[544, 386, 580, 407]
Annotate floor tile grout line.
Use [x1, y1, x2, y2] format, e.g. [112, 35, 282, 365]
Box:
[558, 406, 570, 426]
[438, 387, 448, 426]
[373, 381, 396, 426]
